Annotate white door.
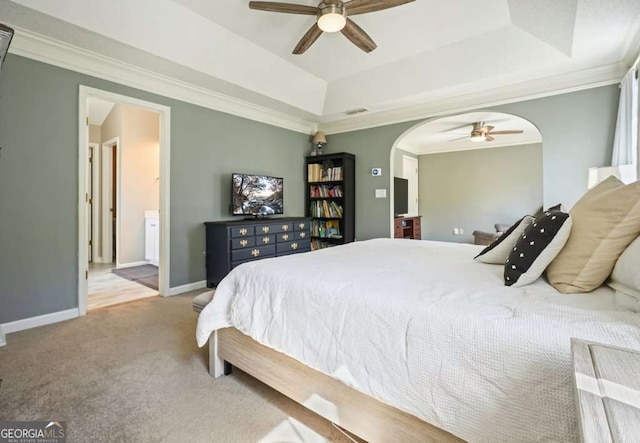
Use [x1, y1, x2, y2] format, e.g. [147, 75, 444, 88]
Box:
[402, 155, 419, 216]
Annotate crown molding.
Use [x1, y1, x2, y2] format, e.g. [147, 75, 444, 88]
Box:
[318, 62, 627, 135]
[8, 27, 317, 135]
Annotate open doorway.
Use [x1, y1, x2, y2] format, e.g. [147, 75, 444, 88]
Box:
[389, 111, 543, 243]
[79, 87, 171, 315]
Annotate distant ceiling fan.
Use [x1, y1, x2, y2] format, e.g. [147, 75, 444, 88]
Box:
[248, 0, 415, 54]
[448, 122, 524, 142]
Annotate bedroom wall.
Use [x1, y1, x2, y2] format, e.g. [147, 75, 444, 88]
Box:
[0, 54, 308, 325]
[418, 143, 543, 243]
[325, 85, 620, 240]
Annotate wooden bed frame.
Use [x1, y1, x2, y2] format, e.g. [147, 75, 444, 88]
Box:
[209, 327, 464, 443]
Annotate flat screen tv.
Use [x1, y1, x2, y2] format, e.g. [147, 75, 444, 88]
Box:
[231, 173, 284, 216]
[394, 177, 409, 216]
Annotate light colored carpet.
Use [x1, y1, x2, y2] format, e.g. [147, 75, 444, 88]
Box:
[0, 292, 359, 442]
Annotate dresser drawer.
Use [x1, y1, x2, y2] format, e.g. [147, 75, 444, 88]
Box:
[231, 256, 268, 270]
[277, 231, 309, 242]
[231, 226, 254, 238]
[276, 239, 311, 254]
[256, 234, 276, 246]
[231, 237, 255, 249]
[231, 244, 276, 261]
[277, 232, 294, 242]
[294, 220, 309, 231]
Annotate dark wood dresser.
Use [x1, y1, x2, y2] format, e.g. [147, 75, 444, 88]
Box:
[205, 217, 311, 287]
[394, 216, 422, 240]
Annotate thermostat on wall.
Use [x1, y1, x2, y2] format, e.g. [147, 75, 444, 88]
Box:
[371, 168, 382, 176]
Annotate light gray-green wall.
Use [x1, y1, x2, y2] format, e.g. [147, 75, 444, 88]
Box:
[418, 143, 543, 243]
[393, 147, 416, 177]
[0, 54, 308, 324]
[325, 85, 619, 240]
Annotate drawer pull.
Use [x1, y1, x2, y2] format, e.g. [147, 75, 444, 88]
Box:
[298, 223, 305, 229]
[282, 234, 289, 241]
[282, 225, 289, 231]
[291, 242, 298, 250]
[251, 249, 260, 257]
[262, 237, 270, 244]
[240, 228, 248, 236]
[240, 239, 248, 247]
[262, 226, 270, 233]
[299, 232, 306, 238]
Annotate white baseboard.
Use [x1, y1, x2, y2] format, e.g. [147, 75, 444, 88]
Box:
[0, 325, 5, 347]
[2, 308, 79, 335]
[167, 280, 207, 297]
[116, 260, 151, 269]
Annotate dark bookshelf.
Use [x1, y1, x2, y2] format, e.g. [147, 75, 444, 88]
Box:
[305, 152, 355, 250]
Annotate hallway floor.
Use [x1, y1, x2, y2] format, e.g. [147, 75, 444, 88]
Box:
[88, 262, 158, 310]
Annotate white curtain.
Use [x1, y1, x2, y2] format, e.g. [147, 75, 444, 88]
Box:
[612, 68, 638, 170]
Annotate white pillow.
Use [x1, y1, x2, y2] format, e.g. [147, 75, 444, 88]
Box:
[474, 216, 535, 264]
[610, 236, 640, 292]
[610, 282, 640, 313]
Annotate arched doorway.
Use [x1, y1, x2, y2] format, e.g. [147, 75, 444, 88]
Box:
[389, 111, 543, 242]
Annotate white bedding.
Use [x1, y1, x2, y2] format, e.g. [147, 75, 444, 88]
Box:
[196, 239, 640, 442]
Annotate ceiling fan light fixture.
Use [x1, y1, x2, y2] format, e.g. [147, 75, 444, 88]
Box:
[317, 3, 347, 33]
[470, 131, 486, 142]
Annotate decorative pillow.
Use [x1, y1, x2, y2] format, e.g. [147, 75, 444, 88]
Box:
[474, 216, 535, 264]
[547, 176, 640, 293]
[610, 236, 640, 293]
[547, 203, 564, 212]
[504, 210, 572, 287]
[610, 283, 640, 313]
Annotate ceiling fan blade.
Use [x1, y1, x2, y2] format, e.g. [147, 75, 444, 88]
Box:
[293, 23, 323, 54]
[444, 123, 474, 132]
[478, 125, 494, 134]
[249, 1, 318, 14]
[485, 135, 495, 142]
[345, 0, 415, 16]
[341, 18, 377, 53]
[448, 136, 469, 142]
[486, 130, 524, 135]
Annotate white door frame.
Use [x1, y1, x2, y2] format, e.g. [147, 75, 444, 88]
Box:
[402, 155, 419, 216]
[88, 142, 101, 262]
[101, 137, 120, 267]
[78, 85, 171, 316]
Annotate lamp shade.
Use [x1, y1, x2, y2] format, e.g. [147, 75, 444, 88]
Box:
[312, 132, 327, 145]
[588, 165, 637, 189]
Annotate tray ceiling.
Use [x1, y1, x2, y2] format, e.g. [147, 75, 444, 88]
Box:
[3, 0, 640, 126]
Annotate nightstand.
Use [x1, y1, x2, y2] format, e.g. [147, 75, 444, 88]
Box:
[571, 339, 640, 442]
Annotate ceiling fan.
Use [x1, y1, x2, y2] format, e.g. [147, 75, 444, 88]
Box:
[248, 0, 415, 54]
[448, 122, 524, 143]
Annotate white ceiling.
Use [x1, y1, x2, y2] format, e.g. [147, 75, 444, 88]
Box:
[3, 0, 640, 126]
[399, 111, 542, 155]
[87, 97, 115, 126]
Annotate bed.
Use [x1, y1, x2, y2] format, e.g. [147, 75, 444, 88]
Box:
[196, 238, 640, 442]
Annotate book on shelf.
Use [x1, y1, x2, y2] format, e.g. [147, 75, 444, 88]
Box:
[310, 184, 343, 198]
[312, 220, 341, 238]
[310, 200, 343, 218]
[311, 239, 338, 250]
[307, 163, 343, 182]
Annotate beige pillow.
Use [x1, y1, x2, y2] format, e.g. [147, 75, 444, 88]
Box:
[547, 176, 640, 293]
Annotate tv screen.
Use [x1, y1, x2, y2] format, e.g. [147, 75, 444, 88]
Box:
[231, 173, 283, 216]
[394, 177, 409, 216]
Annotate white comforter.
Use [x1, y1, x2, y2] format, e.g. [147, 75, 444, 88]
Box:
[196, 239, 640, 442]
